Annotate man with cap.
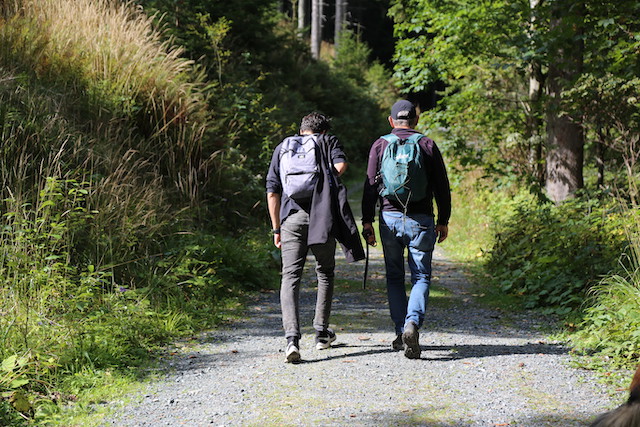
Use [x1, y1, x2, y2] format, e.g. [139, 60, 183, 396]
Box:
[361, 100, 451, 359]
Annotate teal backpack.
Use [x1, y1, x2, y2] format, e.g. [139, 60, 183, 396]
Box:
[379, 133, 427, 205]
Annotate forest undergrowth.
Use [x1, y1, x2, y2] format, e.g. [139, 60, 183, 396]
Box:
[0, 0, 395, 423]
[1, 0, 640, 424]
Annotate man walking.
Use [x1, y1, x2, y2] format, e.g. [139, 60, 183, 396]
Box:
[361, 100, 451, 359]
[266, 112, 363, 363]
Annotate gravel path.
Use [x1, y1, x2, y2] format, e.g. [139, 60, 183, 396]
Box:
[106, 244, 625, 426]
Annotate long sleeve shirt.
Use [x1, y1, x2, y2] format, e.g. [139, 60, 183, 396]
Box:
[361, 128, 451, 226]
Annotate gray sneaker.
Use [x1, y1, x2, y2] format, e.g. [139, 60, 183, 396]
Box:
[285, 338, 301, 363]
[315, 329, 337, 350]
[392, 334, 403, 351]
[402, 322, 421, 359]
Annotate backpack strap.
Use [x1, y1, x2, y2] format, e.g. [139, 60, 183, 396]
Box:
[380, 133, 424, 144]
[380, 133, 398, 144]
[406, 133, 424, 143]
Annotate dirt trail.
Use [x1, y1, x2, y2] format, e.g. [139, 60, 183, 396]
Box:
[106, 243, 622, 426]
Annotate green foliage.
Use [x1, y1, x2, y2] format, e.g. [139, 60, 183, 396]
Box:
[139, 231, 279, 324]
[389, 0, 540, 185]
[332, 29, 398, 118]
[569, 210, 640, 366]
[439, 170, 507, 263]
[389, 0, 640, 195]
[485, 194, 628, 314]
[566, 75, 640, 202]
[139, 0, 389, 166]
[0, 0, 285, 422]
[573, 266, 640, 364]
[0, 178, 276, 421]
[333, 30, 376, 86]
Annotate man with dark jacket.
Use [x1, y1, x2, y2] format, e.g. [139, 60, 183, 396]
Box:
[266, 112, 363, 363]
[361, 100, 451, 359]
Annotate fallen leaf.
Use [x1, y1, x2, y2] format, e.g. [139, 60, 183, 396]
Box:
[10, 391, 31, 413]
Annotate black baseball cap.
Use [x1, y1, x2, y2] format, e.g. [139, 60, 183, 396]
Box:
[390, 100, 417, 120]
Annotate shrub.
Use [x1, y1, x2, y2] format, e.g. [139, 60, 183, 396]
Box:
[570, 209, 640, 365]
[142, 231, 279, 313]
[485, 193, 628, 314]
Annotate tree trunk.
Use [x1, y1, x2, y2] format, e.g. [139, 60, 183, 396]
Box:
[596, 128, 606, 189]
[528, 63, 544, 186]
[545, 3, 585, 202]
[545, 112, 584, 202]
[311, 0, 322, 59]
[527, 0, 544, 187]
[335, 0, 346, 51]
[298, 0, 306, 35]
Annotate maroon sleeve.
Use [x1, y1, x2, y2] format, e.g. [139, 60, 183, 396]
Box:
[361, 139, 383, 224]
[424, 139, 451, 226]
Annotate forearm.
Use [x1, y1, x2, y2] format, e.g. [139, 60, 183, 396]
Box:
[334, 161, 348, 177]
[266, 192, 281, 229]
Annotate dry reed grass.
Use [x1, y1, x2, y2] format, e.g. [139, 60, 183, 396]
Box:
[21, 0, 206, 127]
[0, 0, 215, 275]
[2, 0, 212, 205]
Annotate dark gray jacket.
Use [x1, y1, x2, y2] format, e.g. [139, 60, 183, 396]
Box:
[266, 134, 364, 263]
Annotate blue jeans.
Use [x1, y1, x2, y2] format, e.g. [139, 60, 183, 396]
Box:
[380, 211, 436, 335]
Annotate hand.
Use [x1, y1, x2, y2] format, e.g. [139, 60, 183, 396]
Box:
[436, 224, 448, 243]
[362, 223, 377, 247]
[273, 233, 281, 249]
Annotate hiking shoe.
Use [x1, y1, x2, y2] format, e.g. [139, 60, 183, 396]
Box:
[392, 334, 403, 351]
[285, 338, 301, 363]
[315, 329, 337, 350]
[402, 321, 421, 359]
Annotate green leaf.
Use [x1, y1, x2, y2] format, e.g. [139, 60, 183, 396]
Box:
[9, 390, 31, 413]
[9, 378, 29, 388]
[1, 355, 17, 372]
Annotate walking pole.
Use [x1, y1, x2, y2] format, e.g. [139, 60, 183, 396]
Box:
[362, 228, 373, 290]
[362, 241, 369, 290]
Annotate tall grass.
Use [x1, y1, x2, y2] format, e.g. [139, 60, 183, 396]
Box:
[571, 207, 640, 366]
[439, 168, 510, 263]
[0, 1, 229, 423]
[14, 0, 204, 120]
[1, 0, 210, 205]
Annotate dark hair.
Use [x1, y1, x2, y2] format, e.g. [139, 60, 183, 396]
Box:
[300, 112, 331, 134]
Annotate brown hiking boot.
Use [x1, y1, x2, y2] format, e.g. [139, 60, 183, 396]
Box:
[402, 321, 421, 359]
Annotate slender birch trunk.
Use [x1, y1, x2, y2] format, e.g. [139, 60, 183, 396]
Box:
[311, 0, 322, 59]
[335, 0, 345, 51]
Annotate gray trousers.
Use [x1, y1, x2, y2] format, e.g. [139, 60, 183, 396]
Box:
[280, 210, 336, 339]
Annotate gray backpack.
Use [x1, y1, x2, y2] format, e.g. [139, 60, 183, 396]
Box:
[279, 134, 319, 201]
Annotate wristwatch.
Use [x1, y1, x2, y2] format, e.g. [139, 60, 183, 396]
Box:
[272, 228, 281, 234]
